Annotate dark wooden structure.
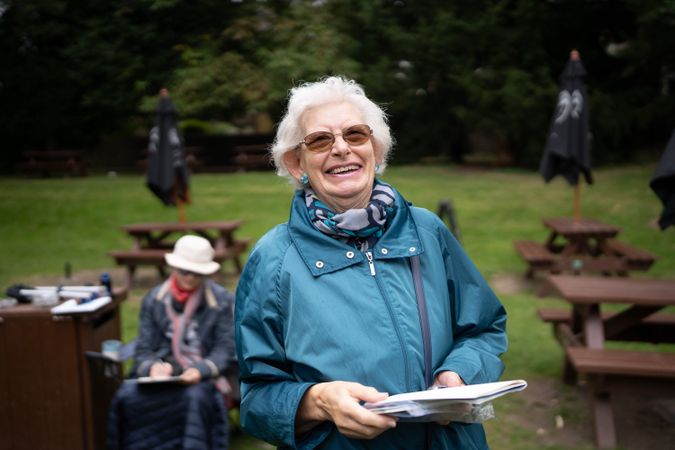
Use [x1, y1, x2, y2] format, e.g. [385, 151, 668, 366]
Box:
[232, 144, 272, 172]
[515, 217, 656, 277]
[16, 150, 87, 177]
[540, 275, 675, 448]
[109, 220, 249, 288]
[0, 288, 127, 450]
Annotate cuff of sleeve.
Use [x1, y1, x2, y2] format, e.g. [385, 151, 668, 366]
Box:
[295, 421, 332, 450]
[136, 359, 159, 377]
[191, 360, 218, 379]
[290, 383, 332, 450]
[436, 355, 483, 385]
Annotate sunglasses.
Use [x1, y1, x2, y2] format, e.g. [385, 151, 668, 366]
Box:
[177, 268, 200, 277]
[298, 124, 373, 153]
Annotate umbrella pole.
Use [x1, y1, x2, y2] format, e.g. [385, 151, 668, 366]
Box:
[177, 196, 187, 224]
[573, 183, 581, 223]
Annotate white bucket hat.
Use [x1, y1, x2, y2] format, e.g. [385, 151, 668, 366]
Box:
[165, 235, 220, 275]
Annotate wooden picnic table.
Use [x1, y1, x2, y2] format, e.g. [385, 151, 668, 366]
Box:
[123, 220, 244, 252]
[109, 220, 249, 287]
[541, 274, 675, 448]
[514, 217, 656, 277]
[16, 149, 88, 177]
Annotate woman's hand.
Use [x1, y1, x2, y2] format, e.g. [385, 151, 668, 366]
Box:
[432, 370, 465, 389]
[296, 381, 397, 439]
[180, 367, 202, 384]
[431, 371, 465, 425]
[149, 361, 173, 378]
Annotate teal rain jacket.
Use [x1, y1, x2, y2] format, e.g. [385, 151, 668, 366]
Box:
[235, 188, 507, 449]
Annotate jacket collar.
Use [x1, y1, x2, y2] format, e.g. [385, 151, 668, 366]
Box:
[287, 186, 423, 277]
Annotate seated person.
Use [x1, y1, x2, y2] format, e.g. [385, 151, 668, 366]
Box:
[108, 235, 235, 450]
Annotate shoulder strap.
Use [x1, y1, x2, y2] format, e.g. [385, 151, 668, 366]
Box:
[410, 255, 433, 388]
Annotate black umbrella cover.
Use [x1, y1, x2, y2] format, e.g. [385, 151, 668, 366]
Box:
[650, 129, 675, 230]
[146, 95, 190, 206]
[539, 55, 593, 186]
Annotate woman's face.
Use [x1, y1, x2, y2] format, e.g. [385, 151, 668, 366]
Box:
[174, 269, 203, 290]
[284, 101, 381, 212]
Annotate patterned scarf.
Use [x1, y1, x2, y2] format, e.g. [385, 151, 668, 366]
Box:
[305, 180, 396, 251]
[163, 277, 203, 369]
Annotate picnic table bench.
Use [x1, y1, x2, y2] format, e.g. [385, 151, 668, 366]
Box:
[16, 150, 88, 177]
[566, 346, 675, 449]
[513, 240, 556, 276]
[540, 275, 675, 448]
[603, 239, 657, 272]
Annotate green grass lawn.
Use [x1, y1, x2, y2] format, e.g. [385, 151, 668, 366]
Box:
[1, 164, 672, 449]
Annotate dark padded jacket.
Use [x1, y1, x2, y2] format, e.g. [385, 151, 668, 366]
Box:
[132, 278, 235, 379]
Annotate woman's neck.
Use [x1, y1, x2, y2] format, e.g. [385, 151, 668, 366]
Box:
[315, 184, 373, 213]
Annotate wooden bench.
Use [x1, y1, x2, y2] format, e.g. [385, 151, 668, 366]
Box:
[604, 239, 657, 272]
[567, 346, 675, 378]
[109, 239, 250, 288]
[16, 150, 87, 177]
[513, 240, 555, 277]
[566, 346, 675, 448]
[232, 144, 271, 172]
[538, 308, 675, 344]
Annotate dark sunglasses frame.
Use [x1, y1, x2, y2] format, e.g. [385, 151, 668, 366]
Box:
[177, 268, 201, 277]
[297, 124, 372, 153]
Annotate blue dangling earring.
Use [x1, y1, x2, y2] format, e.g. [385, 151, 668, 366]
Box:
[375, 163, 380, 173]
[299, 173, 309, 186]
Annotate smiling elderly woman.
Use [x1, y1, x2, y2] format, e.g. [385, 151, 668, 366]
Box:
[235, 76, 507, 450]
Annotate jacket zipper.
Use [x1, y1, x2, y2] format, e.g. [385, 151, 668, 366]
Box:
[365, 251, 376, 276]
[365, 249, 412, 390]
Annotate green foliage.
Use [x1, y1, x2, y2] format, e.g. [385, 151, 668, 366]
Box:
[2, 0, 675, 171]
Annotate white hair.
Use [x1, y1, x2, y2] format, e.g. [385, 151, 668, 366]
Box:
[270, 76, 393, 186]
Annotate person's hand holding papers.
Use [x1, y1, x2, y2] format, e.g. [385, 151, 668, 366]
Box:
[297, 381, 397, 439]
[430, 371, 466, 424]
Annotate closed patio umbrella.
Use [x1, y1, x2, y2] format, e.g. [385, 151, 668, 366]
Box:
[650, 129, 675, 230]
[539, 50, 593, 221]
[146, 88, 190, 221]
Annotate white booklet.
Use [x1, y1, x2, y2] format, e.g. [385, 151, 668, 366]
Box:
[363, 379, 527, 422]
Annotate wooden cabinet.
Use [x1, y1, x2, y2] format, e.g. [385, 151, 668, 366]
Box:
[0, 290, 125, 450]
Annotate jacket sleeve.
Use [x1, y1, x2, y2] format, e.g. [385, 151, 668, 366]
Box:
[132, 289, 163, 377]
[235, 242, 330, 450]
[433, 218, 508, 385]
[191, 285, 236, 379]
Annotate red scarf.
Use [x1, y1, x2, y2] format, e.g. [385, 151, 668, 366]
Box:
[169, 274, 198, 303]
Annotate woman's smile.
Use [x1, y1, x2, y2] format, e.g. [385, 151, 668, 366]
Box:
[325, 163, 362, 176]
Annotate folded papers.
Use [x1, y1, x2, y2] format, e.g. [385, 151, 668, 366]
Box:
[51, 296, 112, 314]
[363, 379, 527, 423]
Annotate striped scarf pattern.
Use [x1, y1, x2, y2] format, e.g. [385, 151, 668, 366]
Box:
[304, 180, 396, 250]
[164, 285, 203, 369]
